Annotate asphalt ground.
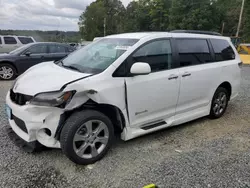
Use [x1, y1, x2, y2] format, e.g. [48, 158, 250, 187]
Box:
[0, 66, 250, 188]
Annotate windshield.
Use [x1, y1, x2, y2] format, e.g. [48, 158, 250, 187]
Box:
[59, 38, 138, 74]
[9, 44, 32, 55]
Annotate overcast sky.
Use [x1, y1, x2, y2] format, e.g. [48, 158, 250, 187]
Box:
[0, 0, 132, 31]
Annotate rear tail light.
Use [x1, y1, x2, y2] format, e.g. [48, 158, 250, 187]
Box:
[238, 61, 243, 68]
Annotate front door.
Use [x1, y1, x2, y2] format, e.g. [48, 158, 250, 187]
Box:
[125, 39, 180, 128]
[16, 44, 49, 73]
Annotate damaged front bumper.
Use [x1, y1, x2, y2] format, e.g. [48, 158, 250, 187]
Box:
[6, 91, 64, 148]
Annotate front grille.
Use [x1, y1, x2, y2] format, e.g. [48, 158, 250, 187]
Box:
[10, 89, 32, 105]
[13, 115, 28, 133]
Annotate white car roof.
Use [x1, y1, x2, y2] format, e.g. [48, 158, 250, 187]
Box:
[106, 32, 171, 39]
[0, 35, 34, 38]
[106, 32, 230, 40]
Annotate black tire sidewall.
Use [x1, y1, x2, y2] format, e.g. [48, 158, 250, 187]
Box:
[60, 110, 114, 165]
[0, 64, 16, 80]
[210, 87, 229, 119]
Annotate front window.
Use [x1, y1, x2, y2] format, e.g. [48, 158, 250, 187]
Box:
[9, 43, 33, 55]
[59, 38, 138, 74]
[25, 44, 47, 54]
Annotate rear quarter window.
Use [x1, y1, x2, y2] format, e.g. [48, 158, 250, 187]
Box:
[210, 39, 235, 61]
[18, 37, 34, 44]
[4, 37, 17, 44]
[48, 45, 67, 53]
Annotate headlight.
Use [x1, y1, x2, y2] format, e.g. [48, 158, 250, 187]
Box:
[30, 91, 75, 108]
[11, 78, 18, 89]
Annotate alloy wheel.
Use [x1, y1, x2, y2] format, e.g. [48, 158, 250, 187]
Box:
[0, 66, 14, 80]
[73, 120, 109, 159]
[213, 92, 227, 116]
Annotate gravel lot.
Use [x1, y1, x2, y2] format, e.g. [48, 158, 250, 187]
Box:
[1, 66, 250, 188]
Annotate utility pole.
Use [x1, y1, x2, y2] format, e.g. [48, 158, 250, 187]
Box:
[104, 18, 106, 37]
[221, 22, 225, 35]
[236, 0, 245, 37]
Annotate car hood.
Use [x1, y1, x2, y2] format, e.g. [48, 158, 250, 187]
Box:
[0, 53, 15, 59]
[13, 61, 92, 95]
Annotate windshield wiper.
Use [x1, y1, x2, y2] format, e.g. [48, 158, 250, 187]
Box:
[63, 65, 82, 73]
[56, 60, 81, 72]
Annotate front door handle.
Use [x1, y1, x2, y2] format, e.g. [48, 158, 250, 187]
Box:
[182, 72, 191, 77]
[168, 75, 178, 80]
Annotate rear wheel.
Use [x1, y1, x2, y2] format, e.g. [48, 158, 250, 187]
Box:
[60, 110, 114, 165]
[0, 64, 16, 80]
[209, 87, 229, 119]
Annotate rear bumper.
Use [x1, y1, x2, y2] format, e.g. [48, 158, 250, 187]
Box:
[6, 91, 63, 148]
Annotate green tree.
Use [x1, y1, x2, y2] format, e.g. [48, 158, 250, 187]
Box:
[242, 0, 250, 41]
[79, 0, 125, 40]
[149, 0, 171, 31]
[169, 0, 223, 32]
[79, 0, 105, 40]
[215, 0, 241, 36]
[124, 0, 152, 32]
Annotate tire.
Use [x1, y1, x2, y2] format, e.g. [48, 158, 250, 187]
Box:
[0, 63, 16, 80]
[60, 110, 114, 165]
[209, 87, 229, 119]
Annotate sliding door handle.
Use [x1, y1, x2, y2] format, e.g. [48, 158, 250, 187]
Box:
[182, 73, 191, 77]
[168, 75, 178, 80]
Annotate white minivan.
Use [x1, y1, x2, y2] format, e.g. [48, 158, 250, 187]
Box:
[0, 35, 36, 53]
[6, 31, 241, 165]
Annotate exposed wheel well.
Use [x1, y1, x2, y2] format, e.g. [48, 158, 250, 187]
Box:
[83, 101, 126, 133]
[0, 61, 18, 74]
[55, 100, 126, 139]
[218, 82, 232, 99]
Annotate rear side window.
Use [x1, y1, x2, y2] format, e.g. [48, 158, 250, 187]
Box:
[210, 39, 235, 61]
[176, 39, 212, 67]
[18, 37, 34, 44]
[4, 37, 17, 44]
[0, 37, 2, 44]
[49, 45, 67, 53]
[132, 39, 172, 72]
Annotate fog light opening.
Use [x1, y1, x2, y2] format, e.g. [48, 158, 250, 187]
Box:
[44, 128, 52, 136]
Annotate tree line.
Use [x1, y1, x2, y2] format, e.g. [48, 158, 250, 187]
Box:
[0, 30, 81, 43]
[79, 0, 250, 42]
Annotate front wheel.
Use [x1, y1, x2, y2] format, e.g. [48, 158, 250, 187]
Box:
[209, 87, 229, 119]
[60, 110, 114, 165]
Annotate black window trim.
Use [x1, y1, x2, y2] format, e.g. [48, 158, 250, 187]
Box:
[174, 37, 214, 68]
[207, 39, 216, 62]
[113, 37, 178, 77]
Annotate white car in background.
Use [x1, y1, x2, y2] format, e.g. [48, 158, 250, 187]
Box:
[6, 31, 241, 165]
[0, 35, 36, 53]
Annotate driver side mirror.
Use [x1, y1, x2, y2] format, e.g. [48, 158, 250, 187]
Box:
[130, 62, 151, 75]
[24, 51, 31, 56]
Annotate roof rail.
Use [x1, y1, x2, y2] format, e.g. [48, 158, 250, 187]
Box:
[170, 30, 222, 36]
